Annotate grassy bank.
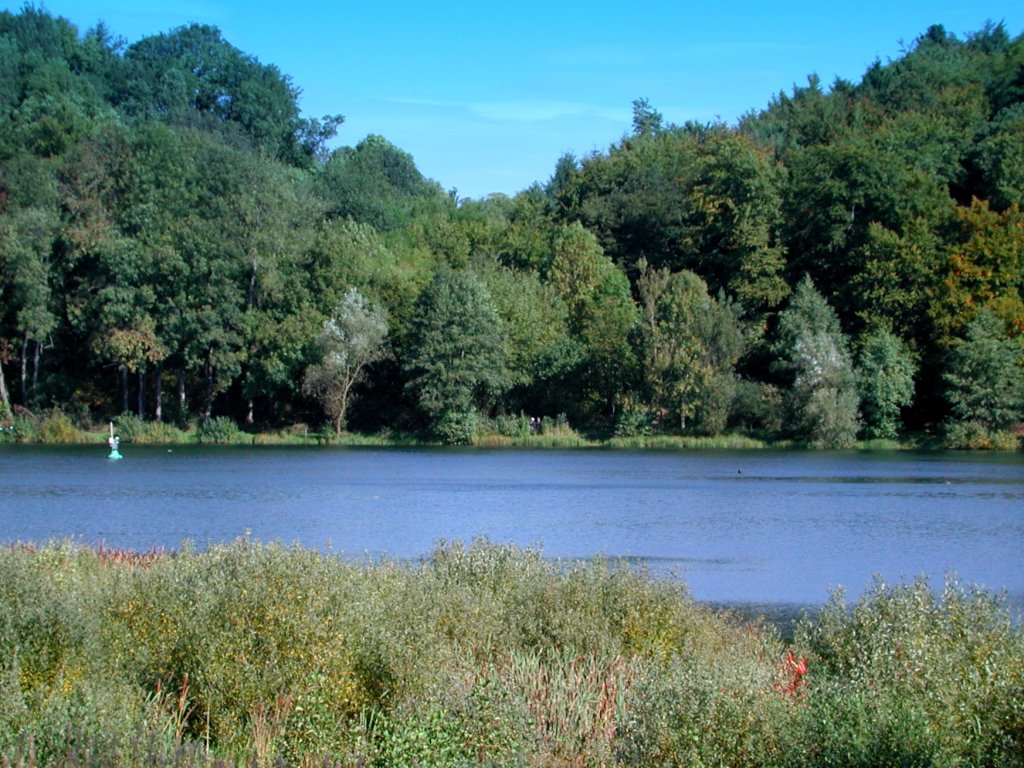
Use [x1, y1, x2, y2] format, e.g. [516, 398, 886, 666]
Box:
[1, 409, 954, 451]
[1, 539, 1021, 767]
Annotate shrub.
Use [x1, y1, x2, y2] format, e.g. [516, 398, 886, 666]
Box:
[791, 576, 1024, 767]
[432, 409, 479, 445]
[113, 412, 146, 442]
[2, 412, 37, 442]
[2, 542, 1022, 766]
[36, 410, 79, 444]
[614, 399, 655, 437]
[195, 416, 249, 445]
[943, 420, 1021, 450]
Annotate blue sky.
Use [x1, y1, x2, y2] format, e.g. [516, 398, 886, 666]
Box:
[8, 1, 1023, 199]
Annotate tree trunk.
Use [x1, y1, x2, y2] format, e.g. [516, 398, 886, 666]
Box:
[248, 263, 257, 310]
[203, 356, 214, 422]
[31, 339, 41, 392]
[137, 369, 145, 419]
[246, 398, 254, 427]
[154, 368, 163, 423]
[0, 357, 10, 417]
[121, 367, 129, 413]
[177, 370, 187, 417]
[20, 334, 28, 399]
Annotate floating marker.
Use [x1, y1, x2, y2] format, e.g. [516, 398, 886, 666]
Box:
[107, 422, 122, 460]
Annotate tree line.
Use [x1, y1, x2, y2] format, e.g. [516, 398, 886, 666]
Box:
[1, 8, 1022, 446]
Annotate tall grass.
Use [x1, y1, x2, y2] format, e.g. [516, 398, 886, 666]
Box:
[606, 433, 771, 450]
[0, 539, 1021, 766]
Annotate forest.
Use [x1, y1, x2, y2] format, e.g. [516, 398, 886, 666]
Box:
[1, 7, 1022, 448]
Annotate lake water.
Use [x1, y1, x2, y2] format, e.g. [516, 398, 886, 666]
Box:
[1, 445, 1022, 610]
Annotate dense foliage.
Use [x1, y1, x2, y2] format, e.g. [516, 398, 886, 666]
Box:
[0, 539, 1021, 766]
[1, 9, 1023, 446]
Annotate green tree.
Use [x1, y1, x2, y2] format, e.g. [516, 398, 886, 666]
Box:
[303, 288, 389, 434]
[857, 328, 916, 439]
[943, 310, 1023, 432]
[687, 130, 790, 312]
[637, 262, 745, 434]
[775, 277, 860, 447]
[971, 104, 1024, 211]
[118, 23, 341, 166]
[575, 262, 640, 424]
[547, 221, 605, 327]
[0, 206, 58, 402]
[548, 225, 639, 423]
[403, 266, 509, 442]
[472, 257, 574, 414]
[317, 135, 449, 232]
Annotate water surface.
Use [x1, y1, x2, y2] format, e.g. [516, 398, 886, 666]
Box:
[1, 445, 1021, 607]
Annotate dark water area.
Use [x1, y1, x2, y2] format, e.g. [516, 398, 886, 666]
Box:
[2, 445, 1022, 621]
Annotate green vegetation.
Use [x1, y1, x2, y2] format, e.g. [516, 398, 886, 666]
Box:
[0, 539, 1021, 766]
[1, 10, 1022, 449]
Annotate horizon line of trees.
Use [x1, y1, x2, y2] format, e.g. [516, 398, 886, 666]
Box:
[1, 7, 1022, 446]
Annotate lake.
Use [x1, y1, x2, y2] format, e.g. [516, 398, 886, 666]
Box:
[1, 445, 1022, 610]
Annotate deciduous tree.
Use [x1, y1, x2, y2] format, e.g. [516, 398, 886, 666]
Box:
[403, 266, 508, 442]
[303, 288, 389, 434]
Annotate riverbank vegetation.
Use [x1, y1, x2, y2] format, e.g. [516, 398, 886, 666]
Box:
[1, 9, 1023, 450]
[0, 539, 1021, 766]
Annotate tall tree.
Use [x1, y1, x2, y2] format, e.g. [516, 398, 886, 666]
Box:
[303, 288, 389, 434]
[118, 23, 341, 166]
[403, 266, 509, 442]
[943, 310, 1024, 432]
[857, 328, 916, 439]
[637, 262, 745, 433]
[0, 206, 58, 402]
[317, 135, 448, 231]
[775, 277, 860, 447]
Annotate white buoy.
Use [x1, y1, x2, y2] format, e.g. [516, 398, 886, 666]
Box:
[107, 422, 122, 460]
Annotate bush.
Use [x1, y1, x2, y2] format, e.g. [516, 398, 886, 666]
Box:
[195, 416, 249, 445]
[36, 410, 79, 444]
[943, 420, 1021, 450]
[614, 399, 655, 437]
[1, 412, 36, 442]
[730, 380, 784, 434]
[2, 541, 1022, 767]
[790, 576, 1024, 767]
[113, 412, 146, 442]
[493, 412, 531, 439]
[432, 409, 479, 445]
[112, 414, 190, 444]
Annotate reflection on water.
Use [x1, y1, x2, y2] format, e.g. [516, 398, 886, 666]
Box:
[1, 445, 1022, 609]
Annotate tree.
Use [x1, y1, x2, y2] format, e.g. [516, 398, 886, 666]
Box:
[637, 264, 709, 431]
[857, 328, 916, 439]
[775, 277, 860, 447]
[631, 97, 663, 136]
[970, 104, 1024, 211]
[317, 135, 448, 231]
[403, 266, 509, 442]
[943, 310, 1023, 432]
[637, 261, 745, 434]
[935, 198, 1024, 342]
[575, 262, 640, 423]
[118, 23, 341, 166]
[303, 288, 389, 434]
[0, 206, 58, 402]
[472, 256, 574, 414]
[687, 130, 790, 312]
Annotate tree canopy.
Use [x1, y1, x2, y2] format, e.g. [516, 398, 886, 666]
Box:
[1, 8, 1021, 446]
